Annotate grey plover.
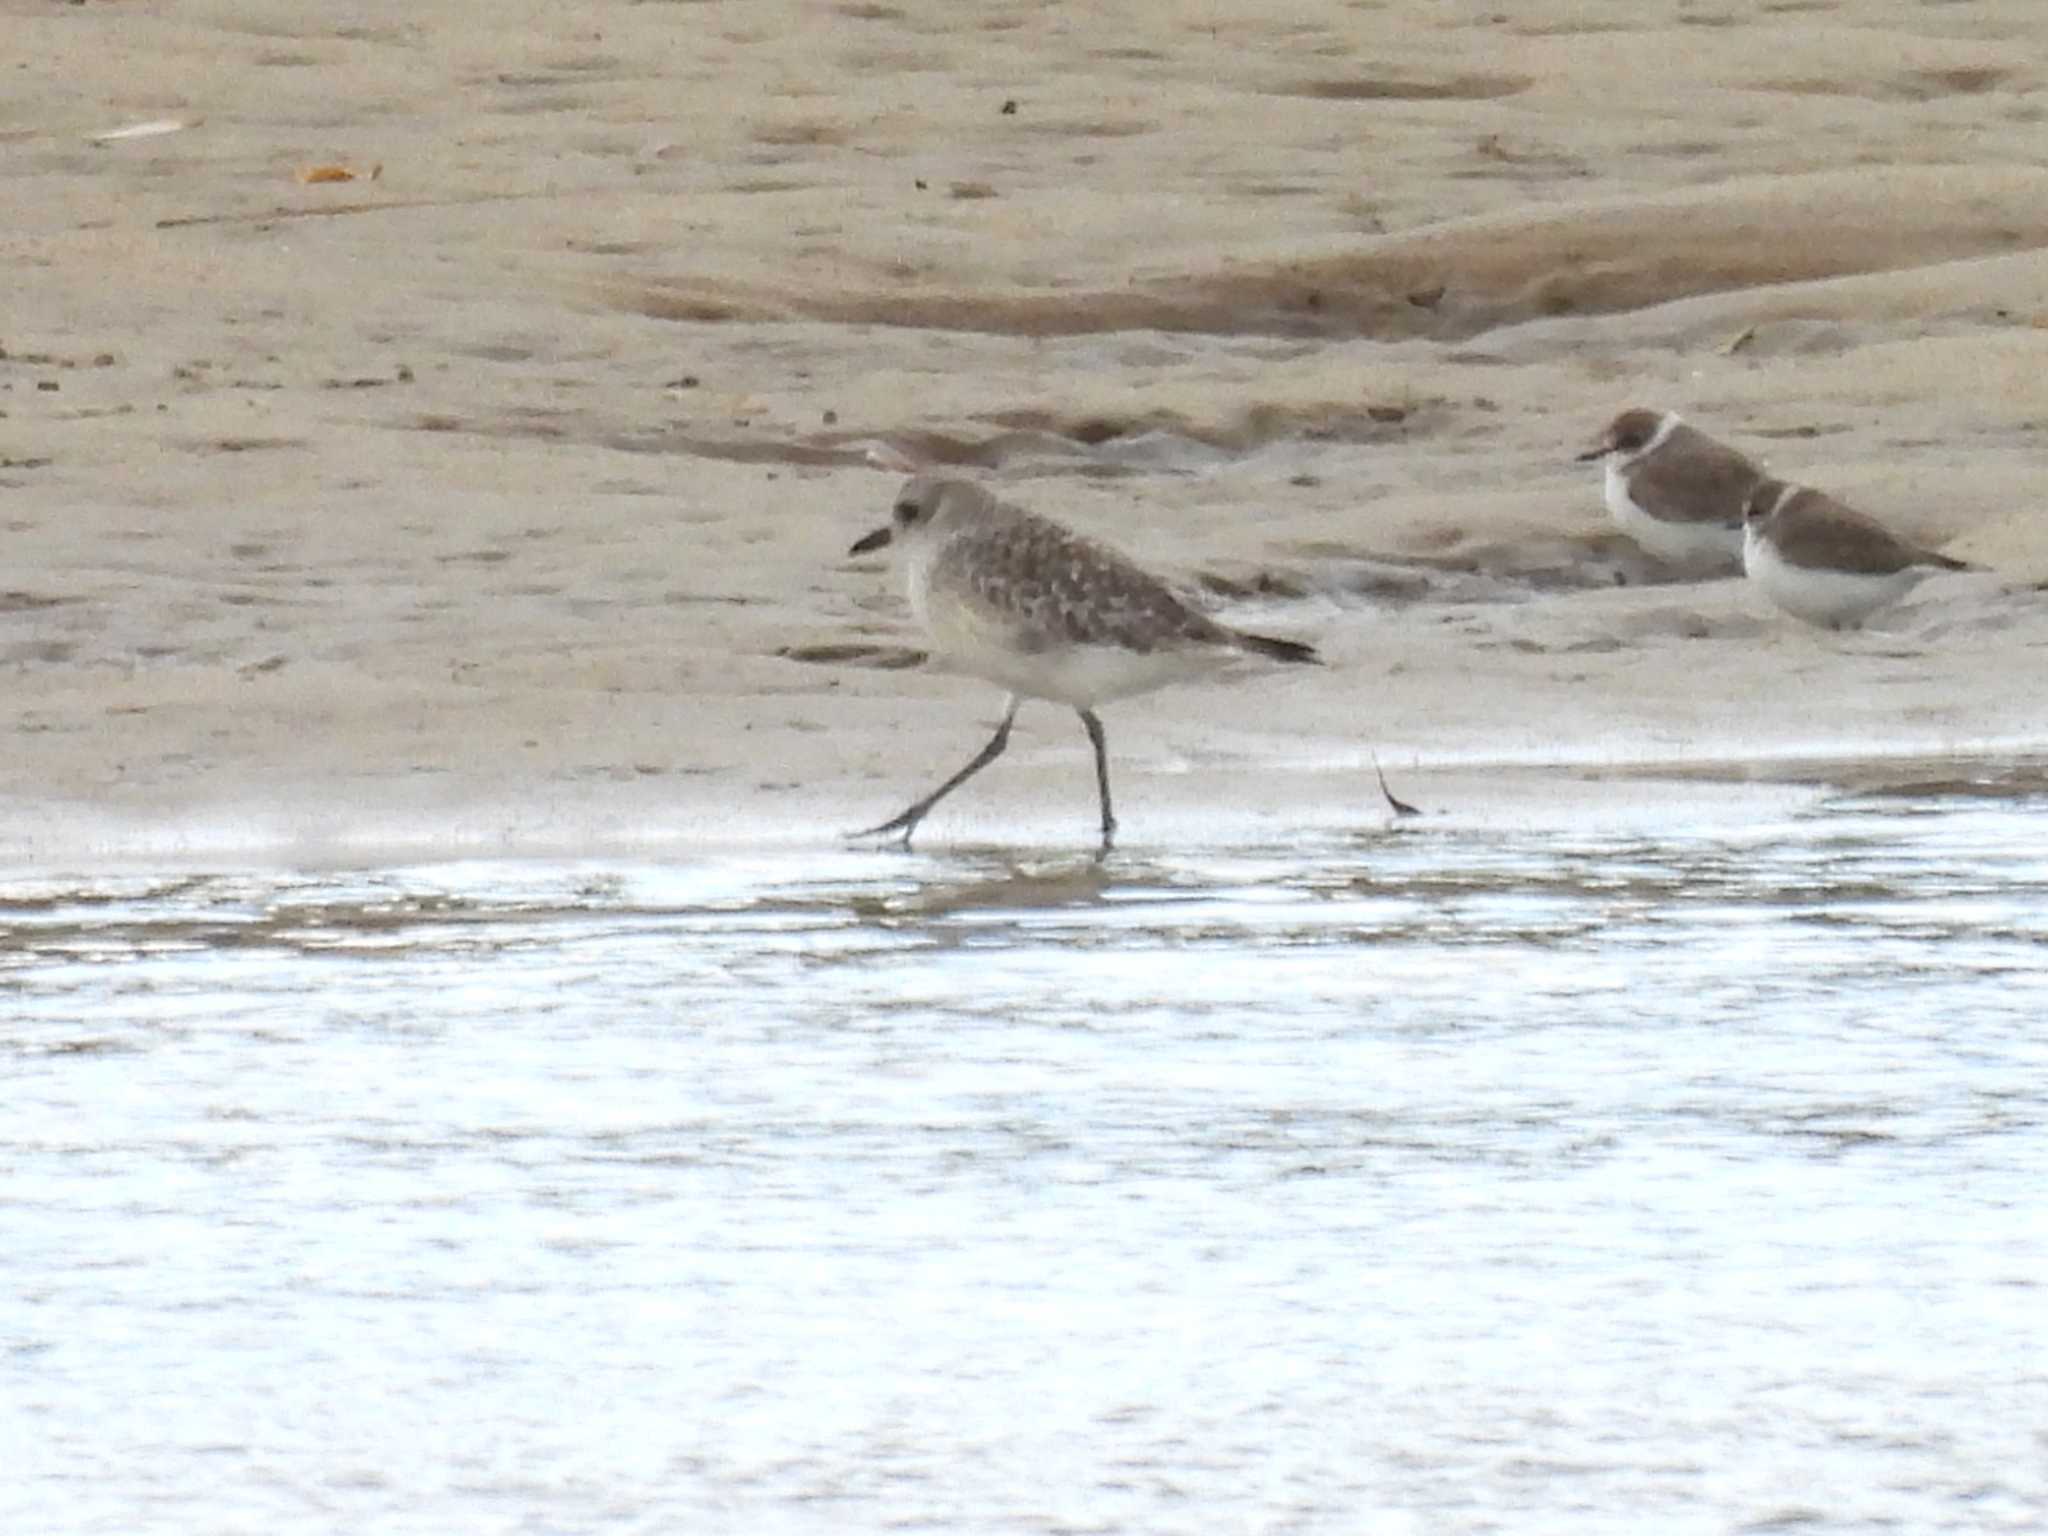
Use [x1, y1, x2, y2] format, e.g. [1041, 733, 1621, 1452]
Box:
[1577, 408, 1764, 572]
[1741, 477, 1973, 630]
[847, 474, 1320, 853]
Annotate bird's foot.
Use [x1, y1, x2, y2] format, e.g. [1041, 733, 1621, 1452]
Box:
[846, 804, 925, 849]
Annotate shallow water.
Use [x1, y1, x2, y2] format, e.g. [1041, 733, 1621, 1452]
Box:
[6, 790, 2048, 1535]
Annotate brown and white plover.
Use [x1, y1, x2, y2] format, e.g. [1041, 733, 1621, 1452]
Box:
[846, 474, 1321, 854]
[1577, 408, 1765, 572]
[1741, 477, 1974, 630]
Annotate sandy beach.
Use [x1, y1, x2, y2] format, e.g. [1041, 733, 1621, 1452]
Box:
[6, 0, 2047, 861]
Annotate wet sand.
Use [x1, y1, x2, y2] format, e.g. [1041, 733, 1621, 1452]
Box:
[5, 0, 2047, 861]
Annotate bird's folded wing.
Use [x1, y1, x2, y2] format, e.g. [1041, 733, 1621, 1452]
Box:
[946, 520, 1223, 655]
[1629, 446, 1758, 526]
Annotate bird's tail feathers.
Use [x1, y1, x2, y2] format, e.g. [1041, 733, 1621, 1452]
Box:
[1234, 630, 1322, 666]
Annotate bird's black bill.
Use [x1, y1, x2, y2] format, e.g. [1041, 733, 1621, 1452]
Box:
[849, 526, 893, 556]
[1573, 446, 1610, 462]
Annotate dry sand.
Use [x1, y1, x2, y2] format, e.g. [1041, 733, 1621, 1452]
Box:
[5, 0, 2047, 861]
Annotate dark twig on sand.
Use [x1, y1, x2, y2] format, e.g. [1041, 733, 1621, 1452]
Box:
[1375, 756, 1421, 818]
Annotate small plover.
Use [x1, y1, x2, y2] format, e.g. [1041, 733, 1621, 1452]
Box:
[1577, 408, 1765, 572]
[1741, 477, 1973, 630]
[847, 474, 1320, 853]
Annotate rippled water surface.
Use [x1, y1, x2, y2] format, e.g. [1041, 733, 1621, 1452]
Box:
[7, 790, 2048, 1535]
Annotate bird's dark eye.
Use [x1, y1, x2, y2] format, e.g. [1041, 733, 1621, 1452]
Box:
[894, 500, 919, 524]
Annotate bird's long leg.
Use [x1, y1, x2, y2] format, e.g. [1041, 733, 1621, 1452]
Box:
[850, 695, 1022, 849]
[1078, 707, 1116, 856]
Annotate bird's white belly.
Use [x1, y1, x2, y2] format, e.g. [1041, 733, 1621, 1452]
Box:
[910, 563, 1221, 707]
[1606, 463, 1742, 568]
[929, 615, 1218, 707]
[1744, 530, 1920, 629]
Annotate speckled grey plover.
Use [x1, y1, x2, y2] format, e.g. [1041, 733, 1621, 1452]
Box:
[1577, 408, 1765, 572]
[1741, 477, 1974, 630]
[847, 474, 1321, 854]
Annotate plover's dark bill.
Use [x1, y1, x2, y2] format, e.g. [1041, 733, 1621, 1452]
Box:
[1577, 408, 1764, 572]
[1741, 477, 1973, 630]
[845, 474, 1321, 854]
